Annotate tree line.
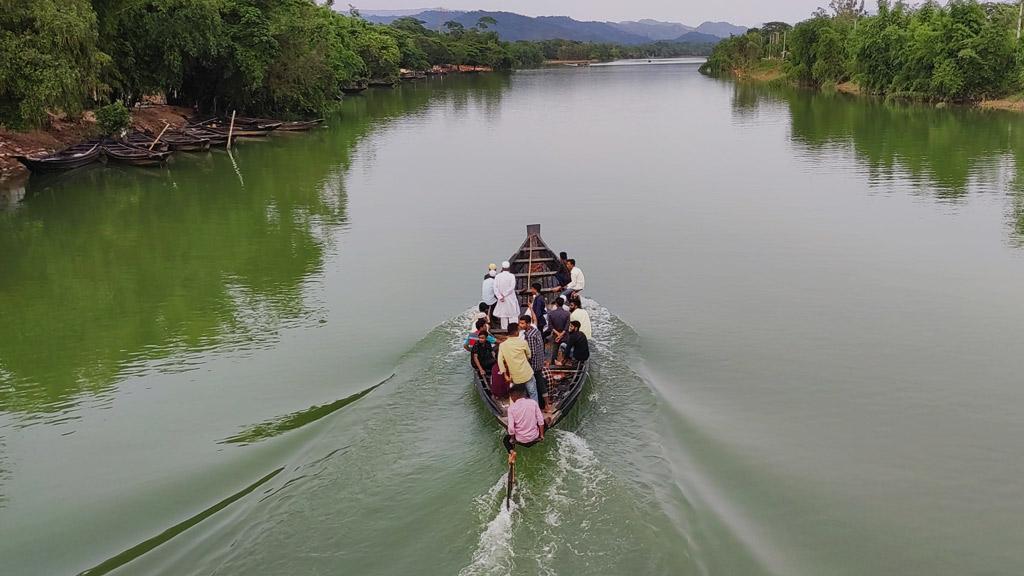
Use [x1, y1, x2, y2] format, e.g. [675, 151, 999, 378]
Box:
[700, 0, 1024, 102]
[0, 1, 625, 127]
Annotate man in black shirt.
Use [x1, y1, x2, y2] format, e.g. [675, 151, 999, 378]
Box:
[556, 320, 590, 365]
[471, 323, 496, 380]
[547, 296, 570, 363]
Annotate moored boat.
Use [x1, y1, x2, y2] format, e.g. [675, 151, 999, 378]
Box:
[191, 118, 280, 138]
[14, 143, 101, 173]
[101, 141, 172, 167]
[126, 132, 170, 151]
[233, 117, 323, 132]
[184, 127, 229, 147]
[342, 84, 368, 94]
[133, 130, 211, 152]
[472, 224, 590, 429]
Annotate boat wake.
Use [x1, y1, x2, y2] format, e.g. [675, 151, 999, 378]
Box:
[458, 430, 609, 576]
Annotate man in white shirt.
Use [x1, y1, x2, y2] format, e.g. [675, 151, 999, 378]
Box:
[481, 264, 497, 321]
[562, 258, 585, 300]
[492, 261, 520, 330]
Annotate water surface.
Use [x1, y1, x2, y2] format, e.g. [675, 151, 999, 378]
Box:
[2, 64, 1024, 576]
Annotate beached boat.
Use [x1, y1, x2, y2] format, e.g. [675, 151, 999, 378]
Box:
[132, 130, 211, 152]
[126, 132, 170, 151]
[472, 224, 590, 429]
[14, 143, 101, 173]
[101, 141, 172, 167]
[184, 127, 229, 147]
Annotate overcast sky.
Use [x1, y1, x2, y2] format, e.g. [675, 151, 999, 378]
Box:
[350, 1, 831, 27]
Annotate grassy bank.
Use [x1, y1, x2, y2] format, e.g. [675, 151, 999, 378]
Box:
[701, 1, 1024, 111]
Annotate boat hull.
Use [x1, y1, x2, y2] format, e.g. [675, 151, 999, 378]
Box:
[15, 144, 101, 173]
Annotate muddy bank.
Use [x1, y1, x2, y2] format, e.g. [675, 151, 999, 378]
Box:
[0, 105, 191, 181]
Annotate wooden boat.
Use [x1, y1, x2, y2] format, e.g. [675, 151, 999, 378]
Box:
[15, 143, 101, 173]
[101, 141, 171, 167]
[191, 118, 280, 138]
[126, 132, 170, 151]
[233, 116, 323, 132]
[342, 84, 368, 94]
[473, 224, 590, 429]
[133, 130, 211, 152]
[184, 127, 228, 147]
[277, 119, 323, 132]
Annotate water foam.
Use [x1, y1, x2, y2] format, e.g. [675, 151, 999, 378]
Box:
[459, 473, 520, 576]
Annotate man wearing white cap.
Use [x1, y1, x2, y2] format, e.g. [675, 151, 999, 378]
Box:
[492, 261, 520, 330]
[481, 264, 498, 322]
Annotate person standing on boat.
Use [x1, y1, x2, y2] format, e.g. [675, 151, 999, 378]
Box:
[503, 384, 545, 453]
[562, 259, 586, 300]
[568, 297, 592, 340]
[547, 296, 571, 363]
[519, 314, 547, 410]
[497, 322, 538, 402]
[529, 282, 547, 336]
[492, 261, 520, 330]
[481, 264, 498, 322]
[554, 252, 571, 293]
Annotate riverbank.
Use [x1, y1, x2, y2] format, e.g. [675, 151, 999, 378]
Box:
[0, 104, 191, 181]
[723, 61, 1024, 113]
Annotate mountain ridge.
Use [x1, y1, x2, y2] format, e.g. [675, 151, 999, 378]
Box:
[361, 9, 747, 44]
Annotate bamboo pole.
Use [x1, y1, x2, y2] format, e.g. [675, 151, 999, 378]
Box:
[149, 122, 170, 151]
[226, 110, 236, 150]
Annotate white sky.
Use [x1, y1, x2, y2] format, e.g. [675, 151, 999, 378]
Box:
[349, 1, 831, 27]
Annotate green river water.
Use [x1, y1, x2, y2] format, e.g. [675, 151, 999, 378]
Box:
[2, 60, 1024, 575]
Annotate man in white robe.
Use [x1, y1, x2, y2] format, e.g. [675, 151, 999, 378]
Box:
[492, 261, 520, 330]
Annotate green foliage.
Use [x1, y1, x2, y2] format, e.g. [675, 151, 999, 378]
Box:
[0, 0, 718, 126]
[95, 101, 131, 135]
[0, 0, 108, 128]
[703, 0, 1024, 102]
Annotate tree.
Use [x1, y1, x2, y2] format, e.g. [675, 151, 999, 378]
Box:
[830, 0, 866, 19]
[444, 20, 465, 37]
[476, 16, 497, 30]
[0, 0, 108, 127]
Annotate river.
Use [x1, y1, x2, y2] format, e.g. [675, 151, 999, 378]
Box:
[2, 62, 1023, 576]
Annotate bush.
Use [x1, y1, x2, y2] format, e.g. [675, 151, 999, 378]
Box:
[96, 101, 132, 136]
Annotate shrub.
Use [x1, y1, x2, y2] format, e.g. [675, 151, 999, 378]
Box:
[96, 101, 131, 136]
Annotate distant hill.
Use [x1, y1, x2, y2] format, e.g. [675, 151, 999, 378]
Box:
[674, 31, 724, 44]
[694, 21, 748, 38]
[611, 19, 694, 41]
[363, 10, 744, 45]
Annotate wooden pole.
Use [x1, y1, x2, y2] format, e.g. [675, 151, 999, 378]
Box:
[505, 455, 515, 510]
[226, 110, 236, 150]
[149, 122, 170, 151]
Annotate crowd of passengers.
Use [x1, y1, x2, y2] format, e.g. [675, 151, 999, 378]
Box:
[463, 253, 591, 453]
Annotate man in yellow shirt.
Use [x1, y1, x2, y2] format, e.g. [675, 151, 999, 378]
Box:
[497, 323, 539, 403]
